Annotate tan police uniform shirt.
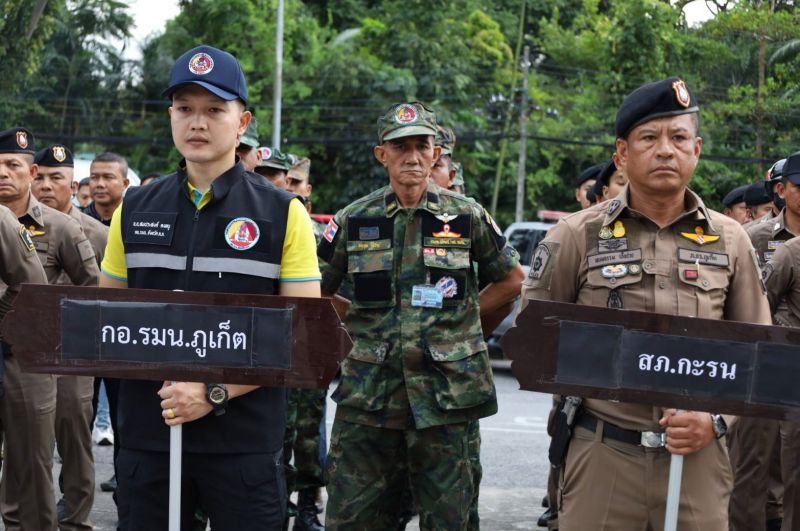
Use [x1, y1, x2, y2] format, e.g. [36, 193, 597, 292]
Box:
[520, 185, 771, 432]
[747, 208, 796, 267]
[0, 204, 47, 325]
[19, 194, 99, 286]
[764, 235, 800, 326]
[53, 206, 108, 285]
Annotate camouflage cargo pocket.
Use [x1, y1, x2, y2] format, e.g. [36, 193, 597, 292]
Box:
[426, 337, 495, 410]
[331, 338, 389, 412]
[348, 250, 394, 307]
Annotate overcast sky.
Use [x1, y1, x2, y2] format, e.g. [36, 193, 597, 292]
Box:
[125, 0, 716, 60]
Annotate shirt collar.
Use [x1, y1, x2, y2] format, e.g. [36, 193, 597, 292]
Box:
[176, 157, 245, 206]
[24, 193, 45, 227]
[383, 182, 443, 218]
[602, 184, 717, 232]
[771, 209, 792, 237]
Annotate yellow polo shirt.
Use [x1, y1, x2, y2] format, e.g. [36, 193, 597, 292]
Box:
[101, 182, 320, 282]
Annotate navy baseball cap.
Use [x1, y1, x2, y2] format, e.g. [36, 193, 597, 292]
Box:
[782, 151, 800, 186]
[163, 45, 248, 106]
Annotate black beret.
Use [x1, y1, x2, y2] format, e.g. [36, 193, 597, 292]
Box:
[587, 177, 604, 203]
[576, 163, 603, 187]
[595, 160, 617, 187]
[766, 158, 786, 183]
[34, 144, 73, 168]
[721, 184, 748, 207]
[615, 77, 698, 138]
[744, 180, 772, 207]
[0, 127, 35, 155]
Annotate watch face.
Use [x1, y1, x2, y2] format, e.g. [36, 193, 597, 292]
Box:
[209, 386, 226, 404]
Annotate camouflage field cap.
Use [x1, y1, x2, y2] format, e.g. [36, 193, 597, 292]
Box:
[377, 102, 437, 143]
[240, 117, 259, 149]
[257, 146, 292, 171]
[452, 161, 464, 187]
[288, 156, 311, 181]
[435, 125, 456, 156]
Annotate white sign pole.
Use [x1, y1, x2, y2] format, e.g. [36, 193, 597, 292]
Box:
[168, 399, 182, 531]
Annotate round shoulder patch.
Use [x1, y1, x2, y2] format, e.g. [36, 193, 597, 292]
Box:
[394, 104, 418, 124]
[225, 217, 260, 251]
[188, 53, 214, 75]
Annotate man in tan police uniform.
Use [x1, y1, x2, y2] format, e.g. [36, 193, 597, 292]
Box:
[0, 127, 100, 529]
[519, 78, 771, 530]
[759, 150, 800, 531]
[32, 144, 108, 530]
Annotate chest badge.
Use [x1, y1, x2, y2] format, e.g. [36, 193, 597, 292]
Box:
[433, 223, 461, 238]
[435, 276, 458, 298]
[680, 226, 719, 246]
[612, 220, 625, 238]
[599, 226, 613, 240]
[601, 264, 628, 278]
[225, 217, 260, 251]
[435, 213, 458, 224]
[26, 225, 45, 237]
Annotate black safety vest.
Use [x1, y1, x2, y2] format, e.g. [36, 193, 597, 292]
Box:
[117, 161, 294, 454]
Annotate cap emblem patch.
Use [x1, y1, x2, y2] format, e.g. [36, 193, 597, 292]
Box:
[188, 52, 214, 76]
[394, 104, 418, 124]
[15, 131, 28, 149]
[260, 147, 272, 160]
[672, 80, 690, 108]
[52, 146, 66, 162]
[224, 217, 260, 251]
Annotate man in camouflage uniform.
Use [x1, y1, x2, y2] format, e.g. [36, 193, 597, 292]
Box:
[283, 155, 326, 531]
[319, 102, 524, 529]
[236, 118, 261, 172]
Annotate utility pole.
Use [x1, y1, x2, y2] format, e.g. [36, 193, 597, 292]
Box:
[272, 0, 285, 149]
[515, 45, 531, 223]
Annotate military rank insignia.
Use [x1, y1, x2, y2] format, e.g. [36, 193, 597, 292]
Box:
[680, 226, 719, 246]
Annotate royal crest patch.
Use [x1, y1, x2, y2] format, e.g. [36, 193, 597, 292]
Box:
[224, 217, 260, 251]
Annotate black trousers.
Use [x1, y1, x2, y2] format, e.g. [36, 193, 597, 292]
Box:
[116, 448, 286, 531]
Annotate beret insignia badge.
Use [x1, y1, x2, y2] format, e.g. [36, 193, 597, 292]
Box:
[15, 131, 28, 149]
[672, 79, 691, 108]
[52, 145, 66, 162]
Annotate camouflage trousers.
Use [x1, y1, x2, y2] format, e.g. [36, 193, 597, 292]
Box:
[325, 419, 478, 531]
[283, 387, 327, 493]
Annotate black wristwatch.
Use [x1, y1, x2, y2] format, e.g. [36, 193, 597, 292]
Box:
[711, 414, 727, 439]
[206, 384, 228, 416]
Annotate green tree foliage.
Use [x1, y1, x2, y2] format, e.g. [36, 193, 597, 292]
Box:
[5, 0, 800, 220]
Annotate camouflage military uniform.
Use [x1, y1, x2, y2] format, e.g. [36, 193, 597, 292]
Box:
[319, 182, 519, 529]
[284, 219, 328, 515]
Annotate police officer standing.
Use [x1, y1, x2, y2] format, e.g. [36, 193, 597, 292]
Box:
[722, 184, 751, 225]
[99, 45, 320, 530]
[763, 156, 800, 530]
[574, 164, 601, 210]
[32, 144, 108, 530]
[0, 127, 100, 529]
[519, 78, 770, 530]
[319, 102, 524, 529]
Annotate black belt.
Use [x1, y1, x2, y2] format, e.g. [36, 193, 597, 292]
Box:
[576, 412, 664, 447]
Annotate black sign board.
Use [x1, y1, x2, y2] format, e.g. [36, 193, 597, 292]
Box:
[61, 300, 292, 369]
[502, 300, 800, 420]
[0, 285, 352, 388]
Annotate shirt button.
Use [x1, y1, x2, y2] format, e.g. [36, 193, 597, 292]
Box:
[659, 280, 666, 289]
[644, 261, 652, 270]
[609, 278, 617, 285]
[702, 280, 709, 287]
[658, 232, 665, 240]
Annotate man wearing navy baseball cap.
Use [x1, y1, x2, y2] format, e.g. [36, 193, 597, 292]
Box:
[100, 45, 321, 530]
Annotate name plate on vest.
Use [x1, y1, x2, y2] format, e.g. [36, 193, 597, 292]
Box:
[61, 300, 292, 369]
[554, 320, 800, 408]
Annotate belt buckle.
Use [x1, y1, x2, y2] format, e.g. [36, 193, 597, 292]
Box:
[640, 431, 666, 448]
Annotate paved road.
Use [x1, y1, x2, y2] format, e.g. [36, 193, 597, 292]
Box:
[16, 365, 552, 530]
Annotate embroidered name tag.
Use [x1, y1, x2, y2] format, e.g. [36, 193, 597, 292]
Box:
[677, 248, 730, 267]
[125, 212, 178, 246]
[347, 239, 392, 252]
[423, 237, 471, 248]
[587, 249, 642, 269]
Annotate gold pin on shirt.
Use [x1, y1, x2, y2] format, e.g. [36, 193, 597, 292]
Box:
[599, 226, 613, 240]
[680, 226, 719, 245]
[612, 220, 625, 238]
